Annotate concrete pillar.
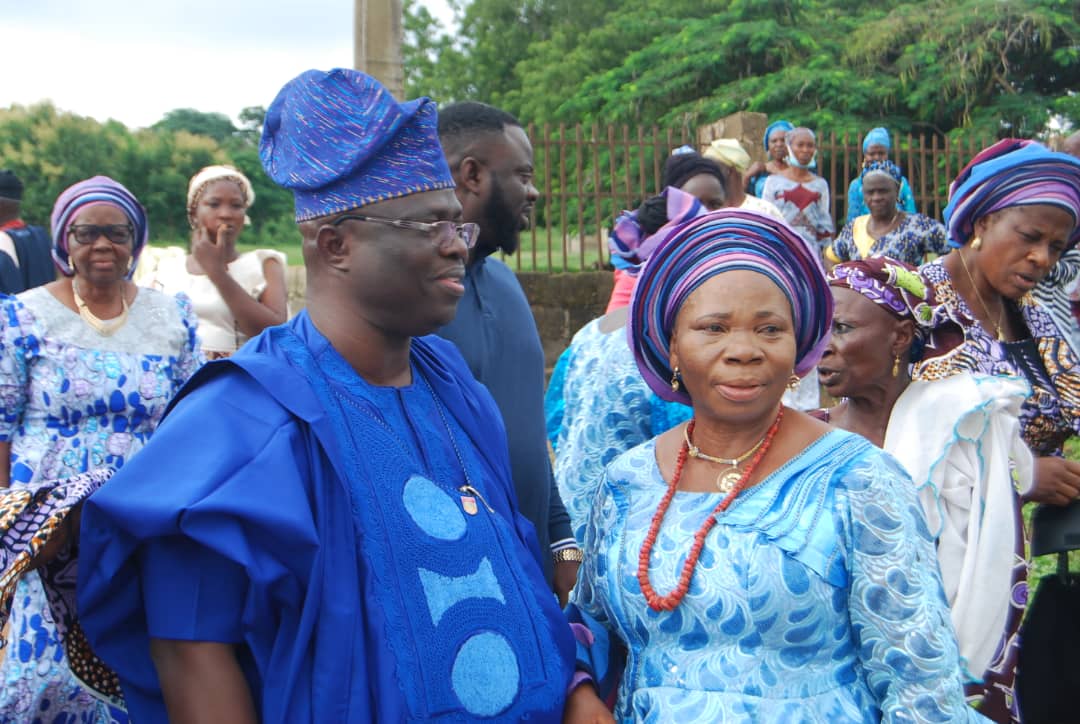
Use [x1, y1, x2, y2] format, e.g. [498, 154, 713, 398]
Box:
[355, 0, 404, 99]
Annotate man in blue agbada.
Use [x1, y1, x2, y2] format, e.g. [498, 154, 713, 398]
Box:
[77, 69, 579, 722]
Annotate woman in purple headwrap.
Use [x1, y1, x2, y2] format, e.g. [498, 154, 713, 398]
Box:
[0, 176, 203, 721]
[565, 210, 986, 723]
[914, 139, 1080, 722]
[818, 258, 1032, 711]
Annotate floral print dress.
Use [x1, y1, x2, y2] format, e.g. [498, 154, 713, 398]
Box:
[0, 285, 202, 723]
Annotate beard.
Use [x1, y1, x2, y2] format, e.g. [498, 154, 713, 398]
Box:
[480, 181, 525, 256]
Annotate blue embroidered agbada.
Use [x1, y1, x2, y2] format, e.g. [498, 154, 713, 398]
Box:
[78, 312, 575, 722]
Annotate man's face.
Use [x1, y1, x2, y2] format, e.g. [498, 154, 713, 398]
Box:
[475, 125, 539, 256]
[340, 188, 469, 336]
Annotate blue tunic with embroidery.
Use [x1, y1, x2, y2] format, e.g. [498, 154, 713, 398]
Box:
[78, 311, 575, 722]
[570, 431, 988, 723]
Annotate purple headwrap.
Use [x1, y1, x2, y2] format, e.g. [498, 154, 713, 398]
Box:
[629, 209, 832, 404]
[944, 138, 1080, 249]
[607, 187, 705, 273]
[827, 257, 946, 361]
[49, 176, 149, 278]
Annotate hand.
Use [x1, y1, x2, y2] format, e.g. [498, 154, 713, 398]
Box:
[554, 559, 581, 608]
[1026, 456, 1080, 506]
[562, 683, 614, 724]
[191, 225, 230, 279]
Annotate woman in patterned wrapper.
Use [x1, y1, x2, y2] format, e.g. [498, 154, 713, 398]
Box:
[913, 139, 1080, 723]
[136, 165, 288, 358]
[0, 176, 202, 722]
[562, 209, 988, 723]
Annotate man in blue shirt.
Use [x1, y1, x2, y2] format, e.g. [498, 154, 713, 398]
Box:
[436, 103, 581, 603]
[78, 70, 583, 723]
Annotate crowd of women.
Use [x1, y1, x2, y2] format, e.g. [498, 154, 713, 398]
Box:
[0, 119, 1077, 723]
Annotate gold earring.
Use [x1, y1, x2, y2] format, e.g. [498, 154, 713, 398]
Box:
[671, 366, 681, 392]
[892, 354, 901, 377]
[971, 236, 982, 251]
[787, 374, 800, 391]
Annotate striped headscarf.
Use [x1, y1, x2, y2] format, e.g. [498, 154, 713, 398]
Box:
[608, 186, 705, 273]
[944, 138, 1080, 249]
[629, 209, 832, 404]
[49, 176, 149, 278]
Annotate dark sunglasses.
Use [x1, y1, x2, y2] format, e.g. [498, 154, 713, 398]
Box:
[68, 224, 135, 246]
[330, 214, 479, 250]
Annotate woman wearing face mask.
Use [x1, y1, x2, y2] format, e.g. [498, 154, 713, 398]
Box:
[915, 139, 1080, 723]
[845, 127, 917, 223]
[136, 165, 288, 358]
[827, 160, 947, 267]
[745, 120, 793, 198]
[761, 127, 834, 256]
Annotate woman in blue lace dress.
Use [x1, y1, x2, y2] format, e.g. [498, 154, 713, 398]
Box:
[565, 210, 986, 723]
[0, 177, 202, 723]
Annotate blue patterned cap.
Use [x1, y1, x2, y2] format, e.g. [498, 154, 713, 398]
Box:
[259, 69, 455, 221]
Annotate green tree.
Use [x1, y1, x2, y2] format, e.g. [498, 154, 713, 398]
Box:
[152, 108, 238, 144]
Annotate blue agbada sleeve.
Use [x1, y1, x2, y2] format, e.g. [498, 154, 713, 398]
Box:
[78, 368, 374, 723]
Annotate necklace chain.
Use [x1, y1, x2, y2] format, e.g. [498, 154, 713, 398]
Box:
[71, 278, 129, 336]
[683, 422, 769, 493]
[956, 250, 1005, 341]
[638, 406, 784, 612]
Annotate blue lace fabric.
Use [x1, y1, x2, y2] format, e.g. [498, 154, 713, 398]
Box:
[571, 431, 988, 723]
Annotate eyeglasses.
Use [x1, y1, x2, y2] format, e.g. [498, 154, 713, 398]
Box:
[68, 224, 134, 246]
[330, 214, 480, 250]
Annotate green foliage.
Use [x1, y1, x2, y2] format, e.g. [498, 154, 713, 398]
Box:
[0, 102, 297, 249]
[152, 108, 238, 143]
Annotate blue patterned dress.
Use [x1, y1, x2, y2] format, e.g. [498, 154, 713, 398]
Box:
[830, 213, 948, 267]
[572, 431, 987, 723]
[0, 286, 202, 723]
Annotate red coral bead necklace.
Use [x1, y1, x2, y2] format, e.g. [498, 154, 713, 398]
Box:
[638, 406, 784, 612]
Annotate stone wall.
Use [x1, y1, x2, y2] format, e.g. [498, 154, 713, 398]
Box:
[285, 266, 613, 372]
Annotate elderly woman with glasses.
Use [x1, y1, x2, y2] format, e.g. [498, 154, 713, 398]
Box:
[136, 165, 288, 358]
[564, 210, 986, 723]
[0, 176, 202, 721]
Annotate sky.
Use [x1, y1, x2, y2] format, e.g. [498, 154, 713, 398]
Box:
[3, 0, 455, 130]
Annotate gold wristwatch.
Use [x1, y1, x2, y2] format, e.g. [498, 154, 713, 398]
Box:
[552, 548, 584, 563]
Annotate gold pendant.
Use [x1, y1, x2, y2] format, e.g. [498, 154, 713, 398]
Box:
[716, 468, 742, 493]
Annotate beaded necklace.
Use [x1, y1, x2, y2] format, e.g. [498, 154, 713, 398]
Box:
[638, 407, 784, 612]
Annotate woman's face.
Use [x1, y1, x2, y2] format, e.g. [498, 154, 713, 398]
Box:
[973, 204, 1075, 299]
[193, 179, 246, 244]
[768, 130, 788, 162]
[680, 173, 726, 211]
[68, 204, 133, 287]
[818, 287, 907, 399]
[863, 143, 889, 165]
[670, 269, 797, 425]
[862, 174, 900, 220]
[788, 131, 816, 166]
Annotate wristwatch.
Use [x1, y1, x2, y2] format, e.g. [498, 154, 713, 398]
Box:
[552, 548, 584, 563]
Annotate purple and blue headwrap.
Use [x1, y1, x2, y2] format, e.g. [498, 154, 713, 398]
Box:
[944, 138, 1080, 249]
[608, 186, 705, 273]
[861, 160, 902, 186]
[828, 257, 945, 361]
[49, 176, 148, 278]
[629, 209, 832, 404]
[260, 69, 455, 221]
[862, 127, 891, 153]
[763, 120, 794, 150]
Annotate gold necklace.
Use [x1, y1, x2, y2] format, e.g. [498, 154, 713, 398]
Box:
[956, 251, 1005, 341]
[683, 420, 771, 493]
[72, 278, 129, 336]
